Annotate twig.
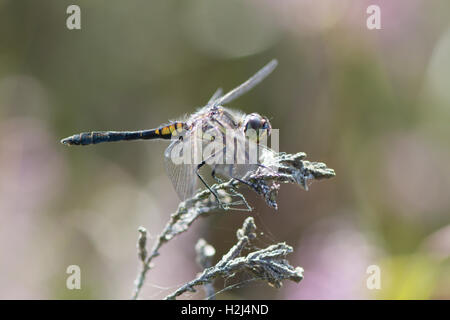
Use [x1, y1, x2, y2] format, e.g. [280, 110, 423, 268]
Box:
[131, 151, 334, 299]
[131, 180, 243, 299]
[195, 239, 216, 299]
[137, 227, 148, 263]
[164, 217, 303, 300]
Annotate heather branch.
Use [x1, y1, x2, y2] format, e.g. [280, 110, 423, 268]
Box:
[131, 151, 334, 299]
[195, 239, 216, 299]
[164, 217, 303, 300]
[131, 179, 244, 299]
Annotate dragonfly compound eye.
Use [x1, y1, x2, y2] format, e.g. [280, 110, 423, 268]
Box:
[244, 114, 264, 132]
[244, 114, 271, 138]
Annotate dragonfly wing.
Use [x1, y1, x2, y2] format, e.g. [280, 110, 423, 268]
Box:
[164, 116, 228, 200]
[214, 126, 277, 180]
[213, 59, 278, 107]
[163, 139, 198, 201]
[207, 88, 223, 105]
[211, 129, 262, 181]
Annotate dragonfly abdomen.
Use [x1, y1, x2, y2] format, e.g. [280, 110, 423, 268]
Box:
[61, 122, 186, 146]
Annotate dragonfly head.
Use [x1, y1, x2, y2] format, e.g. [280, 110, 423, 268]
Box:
[243, 113, 271, 142]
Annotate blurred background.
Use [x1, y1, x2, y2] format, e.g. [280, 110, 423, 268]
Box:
[0, 0, 449, 299]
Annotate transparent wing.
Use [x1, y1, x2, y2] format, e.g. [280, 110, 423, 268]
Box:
[164, 114, 229, 200]
[163, 114, 277, 200]
[163, 139, 198, 201]
[207, 126, 277, 181]
[212, 151, 258, 182]
[213, 59, 278, 107]
[207, 88, 223, 105]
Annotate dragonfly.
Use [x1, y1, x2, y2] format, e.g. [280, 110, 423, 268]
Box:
[61, 59, 278, 209]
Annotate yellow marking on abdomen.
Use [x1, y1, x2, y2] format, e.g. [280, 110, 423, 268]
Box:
[161, 126, 171, 135]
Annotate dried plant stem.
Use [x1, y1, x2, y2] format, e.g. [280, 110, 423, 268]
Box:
[195, 239, 216, 299]
[132, 180, 243, 300]
[165, 217, 303, 300]
[131, 152, 334, 299]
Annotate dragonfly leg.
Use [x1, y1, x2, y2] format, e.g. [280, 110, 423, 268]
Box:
[231, 176, 256, 190]
[196, 161, 227, 209]
[211, 168, 224, 184]
[208, 166, 252, 211]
